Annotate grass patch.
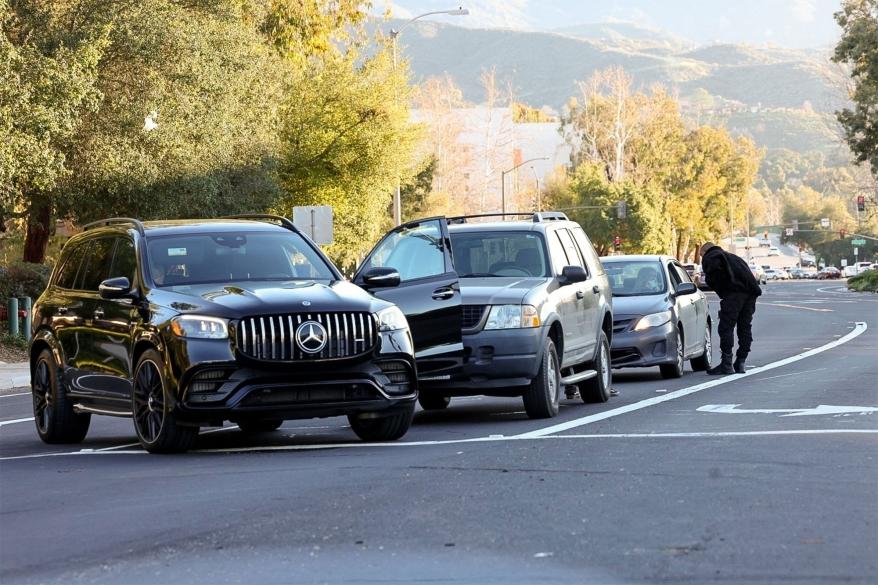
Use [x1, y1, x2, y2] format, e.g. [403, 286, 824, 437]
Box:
[847, 270, 878, 293]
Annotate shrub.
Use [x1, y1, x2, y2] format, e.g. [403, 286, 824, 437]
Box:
[0, 262, 53, 303]
[847, 270, 878, 293]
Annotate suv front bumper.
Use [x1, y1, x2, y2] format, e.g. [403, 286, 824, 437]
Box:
[421, 327, 544, 394]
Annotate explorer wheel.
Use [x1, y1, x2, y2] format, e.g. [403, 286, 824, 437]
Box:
[580, 332, 611, 403]
[522, 339, 561, 419]
[132, 350, 198, 453]
[32, 349, 90, 444]
[660, 328, 685, 379]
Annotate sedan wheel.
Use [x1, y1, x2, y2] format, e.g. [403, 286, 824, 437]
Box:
[659, 328, 684, 379]
[690, 320, 713, 371]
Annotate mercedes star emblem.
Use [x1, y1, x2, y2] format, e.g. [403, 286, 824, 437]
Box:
[295, 321, 328, 354]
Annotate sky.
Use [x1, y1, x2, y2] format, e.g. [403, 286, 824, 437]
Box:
[378, 0, 844, 48]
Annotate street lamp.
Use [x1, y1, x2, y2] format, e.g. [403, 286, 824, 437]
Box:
[501, 157, 549, 214]
[530, 166, 541, 211]
[390, 7, 469, 226]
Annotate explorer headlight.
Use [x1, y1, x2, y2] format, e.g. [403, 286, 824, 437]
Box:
[632, 310, 671, 332]
[170, 315, 229, 339]
[484, 305, 541, 329]
[376, 306, 409, 332]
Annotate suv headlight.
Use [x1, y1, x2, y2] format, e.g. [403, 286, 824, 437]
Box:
[170, 315, 229, 339]
[632, 310, 671, 332]
[484, 304, 541, 330]
[376, 306, 409, 332]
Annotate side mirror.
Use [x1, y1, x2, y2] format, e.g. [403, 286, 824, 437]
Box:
[560, 265, 588, 284]
[361, 267, 401, 288]
[675, 282, 697, 296]
[99, 277, 132, 299]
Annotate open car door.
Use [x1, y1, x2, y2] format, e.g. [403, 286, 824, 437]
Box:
[354, 218, 463, 381]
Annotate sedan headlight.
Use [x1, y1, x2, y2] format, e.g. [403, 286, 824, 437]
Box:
[170, 315, 229, 339]
[632, 310, 672, 332]
[376, 306, 409, 332]
[484, 304, 541, 330]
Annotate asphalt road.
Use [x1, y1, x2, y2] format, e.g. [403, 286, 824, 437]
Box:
[2, 281, 876, 584]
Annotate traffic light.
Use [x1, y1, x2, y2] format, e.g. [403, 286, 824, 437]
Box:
[613, 235, 621, 249]
[857, 195, 866, 212]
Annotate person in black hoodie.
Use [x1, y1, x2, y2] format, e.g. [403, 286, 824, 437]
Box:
[699, 242, 762, 375]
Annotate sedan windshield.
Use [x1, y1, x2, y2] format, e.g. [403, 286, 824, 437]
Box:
[450, 232, 548, 278]
[603, 260, 667, 296]
[146, 231, 335, 287]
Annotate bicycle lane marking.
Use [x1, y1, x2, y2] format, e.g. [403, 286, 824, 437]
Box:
[513, 321, 869, 439]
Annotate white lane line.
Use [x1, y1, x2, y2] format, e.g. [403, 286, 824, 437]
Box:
[0, 417, 34, 428]
[4, 429, 877, 461]
[95, 425, 241, 452]
[513, 321, 868, 439]
[0, 392, 30, 398]
[758, 302, 833, 312]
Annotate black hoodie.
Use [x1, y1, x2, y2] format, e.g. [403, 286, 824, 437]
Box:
[701, 245, 762, 299]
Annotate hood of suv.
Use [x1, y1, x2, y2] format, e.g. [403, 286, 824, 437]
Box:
[459, 277, 550, 305]
[154, 280, 382, 317]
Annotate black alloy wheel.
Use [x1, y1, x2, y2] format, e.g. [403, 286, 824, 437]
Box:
[132, 350, 198, 453]
[32, 349, 90, 444]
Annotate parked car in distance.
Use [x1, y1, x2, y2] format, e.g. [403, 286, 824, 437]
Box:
[355, 212, 614, 419]
[764, 268, 790, 280]
[601, 255, 712, 379]
[787, 268, 808, 279]
[759, 238, 771, 248]
[30, 216, 426, 453]
[817, 267, 842, 279]
[768, 246, 781, 256]
[853, 261, 874, 275]
[748, 263, 767, 285]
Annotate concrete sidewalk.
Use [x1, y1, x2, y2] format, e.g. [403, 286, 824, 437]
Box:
[0, 362, 30, 391]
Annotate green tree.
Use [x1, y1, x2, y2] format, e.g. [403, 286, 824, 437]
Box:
[833, 0, 878, 175]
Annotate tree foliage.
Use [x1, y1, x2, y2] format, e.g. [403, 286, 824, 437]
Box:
[833, 0, 878, 176]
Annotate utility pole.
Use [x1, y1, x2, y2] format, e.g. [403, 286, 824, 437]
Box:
[501, 157, 549, 214]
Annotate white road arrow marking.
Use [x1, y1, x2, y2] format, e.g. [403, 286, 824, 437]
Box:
[698, 404, 878, 417]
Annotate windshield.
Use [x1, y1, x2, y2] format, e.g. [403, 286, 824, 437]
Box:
[146, 231, 335, 287]
[449, 231, 548, 278]
[603, 260, 667, 296]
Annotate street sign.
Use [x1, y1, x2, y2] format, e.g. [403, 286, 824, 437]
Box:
[854, 247, 859, 256]
[852, 238, 866, 245]
[293, 205, 334, 245]
[841, 259, 848, 267]
[784, 228, 794, 236]
[820, 217, 830, 228]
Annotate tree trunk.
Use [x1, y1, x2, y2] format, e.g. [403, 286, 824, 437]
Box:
[23, 197, 52, 264]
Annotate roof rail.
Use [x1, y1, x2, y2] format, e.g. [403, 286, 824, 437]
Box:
[81, 217, 145, 236]
[447, 212, 568, 224]
[221, 214, 296, 231]
[532, 211, 568, 222]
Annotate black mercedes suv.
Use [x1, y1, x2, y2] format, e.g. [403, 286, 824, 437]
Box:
[29, 216, 441, 453]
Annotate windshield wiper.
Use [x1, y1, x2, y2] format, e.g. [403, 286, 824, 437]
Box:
[459, 273, 501, 278]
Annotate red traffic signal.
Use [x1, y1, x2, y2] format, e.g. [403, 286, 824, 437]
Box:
[857, 195, 866, 212]
[613, 235, 621, 247]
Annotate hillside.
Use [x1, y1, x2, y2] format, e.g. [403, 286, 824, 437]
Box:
[393, 20, 848, 157]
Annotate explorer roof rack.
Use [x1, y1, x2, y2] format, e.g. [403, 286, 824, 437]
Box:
[221, 214, 296, 231]
[81, 217, 145, 236]
[447, 212, 568, 224]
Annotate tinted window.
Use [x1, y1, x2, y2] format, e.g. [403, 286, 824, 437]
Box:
[79, 238, 115, 291]
[146, 232, 334, 287]
[602, 260, 667, 296]
[572, 227, 604, 276]
[360, 220, 446, 282]
[109, 238, 138, 283]
[556, 228, 584, 269]
[449, 231, 548, 277]
[56, 242, 89, 289]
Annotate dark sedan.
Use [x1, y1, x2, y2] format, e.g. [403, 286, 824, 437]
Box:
[601, 255, 713, 378]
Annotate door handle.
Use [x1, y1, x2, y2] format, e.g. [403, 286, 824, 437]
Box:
[592, 285, 600, 294]
[431, 288, 454, 301]
[93, 308, 104, 319]
[576, 291, 585, 300]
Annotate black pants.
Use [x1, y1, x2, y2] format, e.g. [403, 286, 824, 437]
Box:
[717, 292, 757, 359]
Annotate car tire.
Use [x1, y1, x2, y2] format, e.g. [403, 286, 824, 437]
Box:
[690, 320, 712, 371]
[659, 328, 684, 379]
[32, 349, 91, 444]
[132, 349, 199, 454]
[236, 419, 283, 433]
[348, 404, 415, 442]
[523, 339, 561, 418]
[418, 394, 450, 411]
[580, 332, 611, 403]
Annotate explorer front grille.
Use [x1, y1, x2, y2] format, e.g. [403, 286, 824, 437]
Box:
[461, 305, 488, 330]
[236, 312, 377, 361]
